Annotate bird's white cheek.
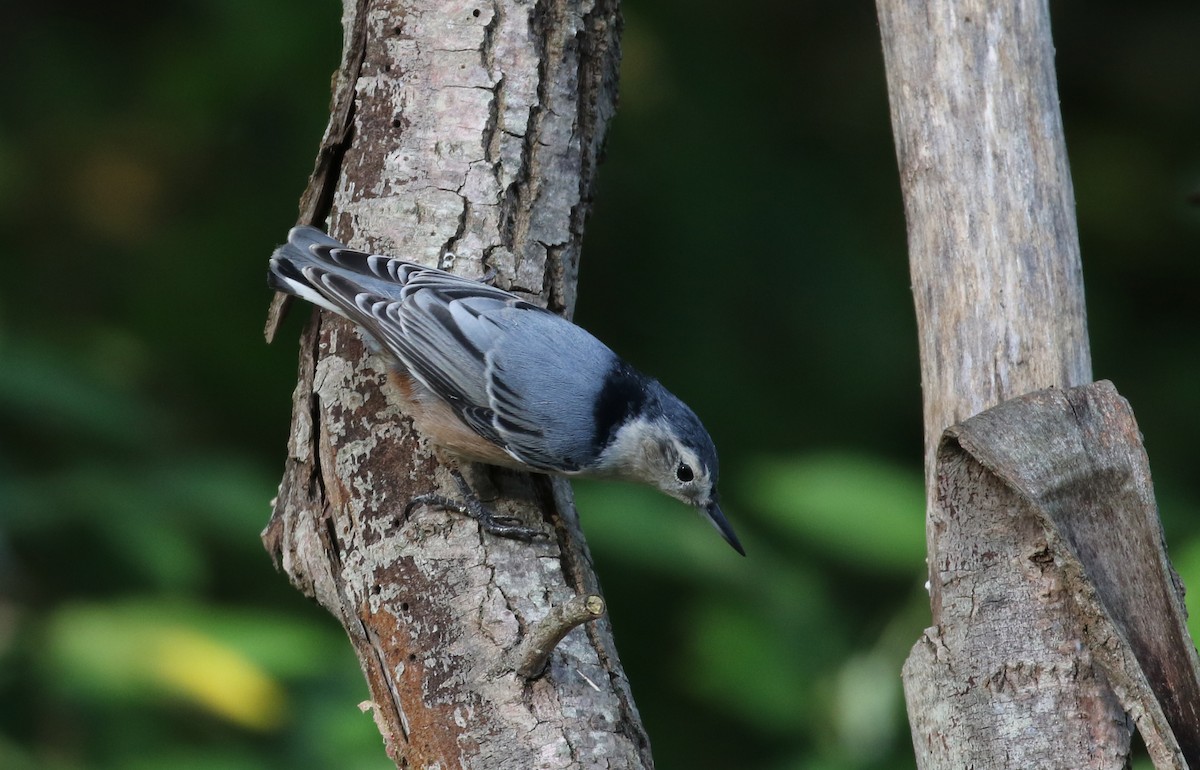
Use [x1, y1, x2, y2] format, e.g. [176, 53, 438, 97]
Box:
[664, 484, 697, 506]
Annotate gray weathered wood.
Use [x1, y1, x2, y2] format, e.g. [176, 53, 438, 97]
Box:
[262, 1, 653, 768]
[876, 0, 1092, 501]
[943, 382, 1200, 769]
[876, 0, 1125, 767]
[879, 1, 1200, 767]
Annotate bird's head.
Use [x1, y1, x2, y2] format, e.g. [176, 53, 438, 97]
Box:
[596, 388, 744, 555]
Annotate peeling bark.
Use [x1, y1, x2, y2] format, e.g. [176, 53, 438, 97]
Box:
[924, 383, 1200, 769]
[263, 2, 652, 768]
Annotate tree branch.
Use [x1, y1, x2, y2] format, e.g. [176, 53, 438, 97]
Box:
[262, 2, 652, 767]
[938, 382, 1200, 769]
[876, 0, 1199, 767]
[510, 594, 606, 680]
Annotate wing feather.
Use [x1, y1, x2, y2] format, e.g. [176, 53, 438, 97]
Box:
[271, 227, 574, 471]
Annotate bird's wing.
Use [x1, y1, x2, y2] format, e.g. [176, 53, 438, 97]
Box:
[373, 284, 571, 470]
[272, 228, 570, 471]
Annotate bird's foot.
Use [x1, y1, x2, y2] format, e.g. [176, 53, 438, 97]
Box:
[404, 470, 548, 542]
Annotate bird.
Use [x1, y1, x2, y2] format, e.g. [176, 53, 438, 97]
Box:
[268, 225, 743, 555]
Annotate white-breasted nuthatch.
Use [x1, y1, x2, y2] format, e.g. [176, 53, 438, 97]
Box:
[268, 226, 743, 555]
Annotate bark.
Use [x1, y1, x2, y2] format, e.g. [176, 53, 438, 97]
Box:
[262, 2, 652, 768]
[930, 383, 1200, 768]
[877, 1, 1200, 768]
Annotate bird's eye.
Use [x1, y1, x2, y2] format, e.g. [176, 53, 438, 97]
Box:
[676, 463, 694, 483]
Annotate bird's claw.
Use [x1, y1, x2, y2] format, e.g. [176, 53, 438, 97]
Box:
[474, 513, 549, 542]
[403, 473, 548, 543]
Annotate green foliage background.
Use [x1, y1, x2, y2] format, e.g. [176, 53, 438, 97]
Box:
[2, 2, 1198, 768]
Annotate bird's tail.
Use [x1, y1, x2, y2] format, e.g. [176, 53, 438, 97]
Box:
[267, 226, 354, 316]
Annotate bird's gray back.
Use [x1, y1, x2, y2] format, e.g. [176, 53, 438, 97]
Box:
[269, 227, 622, 472]
[483, 307, 619, 470]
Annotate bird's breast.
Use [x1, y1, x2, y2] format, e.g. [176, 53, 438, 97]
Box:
[386, 370, 528, 470]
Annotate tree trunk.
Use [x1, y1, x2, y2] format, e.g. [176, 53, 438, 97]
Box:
[877, 1, 1200, 768]
[262, 1, 653, 768]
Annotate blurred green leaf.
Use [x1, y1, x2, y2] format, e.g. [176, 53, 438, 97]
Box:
[42, 600, 337, 730]
[573, 480, 752, 584]
[683, 600, 814, 734]
[0, 339, 163, 449]
[576, 479, 841, 620]
[741, 454, 925, 574]
[1169, 532, 1200, 643]
[6, 459, 275, 592]
[0, 736, 68, 770]
[832, 651, 901, 762]
[119, 751, 265, 770]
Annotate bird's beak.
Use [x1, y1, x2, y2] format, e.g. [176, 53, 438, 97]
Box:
[704, 501, 746, 556]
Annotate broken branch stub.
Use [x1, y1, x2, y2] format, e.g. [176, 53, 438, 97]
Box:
[512, 594, 607, 680]
[909, 381, 1200, 770]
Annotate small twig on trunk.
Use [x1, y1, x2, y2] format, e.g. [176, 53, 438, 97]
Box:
[512, 594, 607, 680]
